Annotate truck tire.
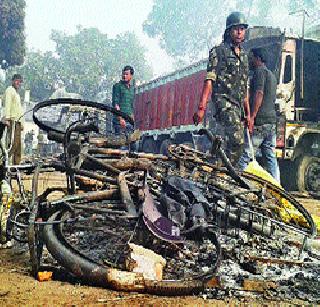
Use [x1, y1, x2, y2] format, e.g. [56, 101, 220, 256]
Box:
[141, 137, 157, 153]
[160, 139, 172, 156]
[296, 155, 320, 193]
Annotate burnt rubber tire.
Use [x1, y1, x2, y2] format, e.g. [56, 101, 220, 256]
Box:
[33, 98, 133, 135]
[43, 210, 219, 294]
[296, 156, 320, 193]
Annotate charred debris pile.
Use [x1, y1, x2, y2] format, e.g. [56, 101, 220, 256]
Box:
[6, 99, 319, 303]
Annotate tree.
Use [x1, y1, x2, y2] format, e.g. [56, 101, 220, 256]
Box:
[13, 51, 60, 102]
[0, 0, 26, 67]
[144, 0, 319, 63]
[50, 28, 152, 100]
[288, 0, 316, 12]
[8, 27, 152, 102]
[143, 0, 230, 61]
[50, 27, 110, 100]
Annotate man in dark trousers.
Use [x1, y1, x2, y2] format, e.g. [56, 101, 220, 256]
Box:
[112, 65, 135, 134]
[238, 48, 280, 181]
[194, 12, 251, 164]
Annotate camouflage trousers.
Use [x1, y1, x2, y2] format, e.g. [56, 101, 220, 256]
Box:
[211, 106, 244, 165]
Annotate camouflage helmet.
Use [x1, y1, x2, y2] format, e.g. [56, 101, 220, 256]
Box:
[226, 12, 248, 30]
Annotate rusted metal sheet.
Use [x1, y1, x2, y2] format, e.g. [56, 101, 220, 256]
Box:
[243, 280, 277, 292]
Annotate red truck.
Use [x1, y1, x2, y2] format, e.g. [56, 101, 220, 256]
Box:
[134, 27, 320, 193]
[135, 60, 207, 154]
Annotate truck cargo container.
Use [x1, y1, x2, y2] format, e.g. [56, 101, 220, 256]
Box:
[134, 27, 320, 193]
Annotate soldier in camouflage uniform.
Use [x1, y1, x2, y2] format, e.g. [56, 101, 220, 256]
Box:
[195, 12, 251, 164]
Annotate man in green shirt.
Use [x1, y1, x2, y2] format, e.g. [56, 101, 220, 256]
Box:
[112, 65, 135, 134]
[3, 74, 24, 165]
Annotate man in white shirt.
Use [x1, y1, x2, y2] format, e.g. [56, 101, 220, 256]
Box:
[3, 74, 24, 165]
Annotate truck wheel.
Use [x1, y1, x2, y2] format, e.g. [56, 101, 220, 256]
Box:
[160, 139, 172, 156]
[296, 156, 320, 192]
[141, 138, 157, 153]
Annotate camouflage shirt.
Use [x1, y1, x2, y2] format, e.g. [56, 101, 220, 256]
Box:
[206, 42, 249, 109]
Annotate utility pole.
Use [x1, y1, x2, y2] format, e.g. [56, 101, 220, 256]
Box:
[290, 9, 309, 100]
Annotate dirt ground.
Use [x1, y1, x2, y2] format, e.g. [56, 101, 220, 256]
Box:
[0, 197, 318, 306]
[0, 252, 268, 307]
[295, 196, 320, 217]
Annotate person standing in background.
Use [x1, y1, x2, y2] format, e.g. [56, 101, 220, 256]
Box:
[238, 48, 280, 182]
[3, 74, 24, 165]
[112, 66, 135, 134]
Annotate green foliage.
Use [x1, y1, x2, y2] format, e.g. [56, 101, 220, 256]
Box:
[288, 0, 316, 12]
[50, 27, 110, 100]
[13, 51, 59, 101]
[50, 28, 152, 100]
[143, 0, 229, 61]
[9, 28, 152, 102]
[0, 0, 26, 67]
